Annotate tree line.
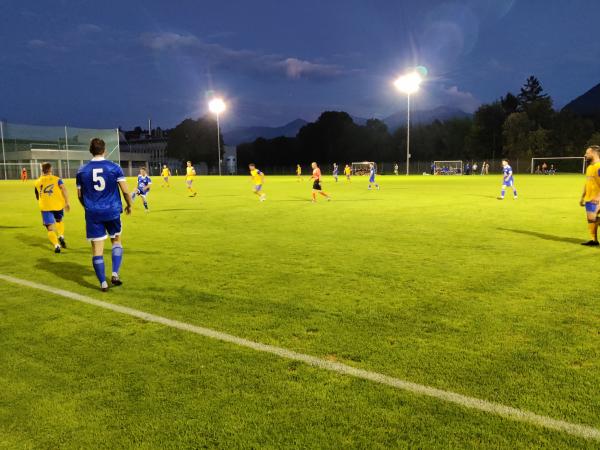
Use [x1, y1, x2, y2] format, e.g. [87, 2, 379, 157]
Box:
[166, 76, 600, 168]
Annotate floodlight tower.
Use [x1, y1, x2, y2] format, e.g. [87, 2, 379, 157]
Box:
[208, 98, 226, 176]
[394, 72, 422, 175]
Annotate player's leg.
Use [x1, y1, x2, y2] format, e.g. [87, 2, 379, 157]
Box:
[187, 179, 197, 196]
[499, 182, 507, 199]
[141, 193, 149, 210]
[87, 219, 109, 290]
[54, 210, 67, 248]
[107, 218, 124, 285]
[41, 212, 61, 252]
[582, 203, 600, 245]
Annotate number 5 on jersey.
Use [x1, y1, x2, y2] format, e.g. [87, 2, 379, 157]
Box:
[93, 168, 106, 191]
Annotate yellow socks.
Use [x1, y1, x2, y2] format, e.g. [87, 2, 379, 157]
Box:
[47, 231, 59, 247]
[588, 222, 598, 241]
[56, 221, 65, 237]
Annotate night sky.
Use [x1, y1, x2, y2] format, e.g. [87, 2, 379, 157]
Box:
[1, 0, 599, 130]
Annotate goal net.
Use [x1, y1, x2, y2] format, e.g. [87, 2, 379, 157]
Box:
[0, 122, 120, 180]
[530, 157, 585, 174]
[351, 161, 376, 175]
[433, 160, 463, 175]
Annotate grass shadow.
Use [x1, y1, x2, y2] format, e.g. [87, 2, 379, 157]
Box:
[497, 228, 582, 245]
[0, 225, 30, 229]
[35, 258, 99, 290]
[15, 233, 48, 248]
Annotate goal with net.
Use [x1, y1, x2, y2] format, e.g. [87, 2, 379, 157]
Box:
[433, 160, 463, 175]
[530, 157, 585, 174]
[351, 161, 376, 175]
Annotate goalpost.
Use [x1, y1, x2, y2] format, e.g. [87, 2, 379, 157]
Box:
[433, 160, 463, 175]
[351, 161, 376, 175]
[530, 157, 585, 174]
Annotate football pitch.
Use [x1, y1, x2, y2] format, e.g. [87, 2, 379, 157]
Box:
[1, 174, 599, 449]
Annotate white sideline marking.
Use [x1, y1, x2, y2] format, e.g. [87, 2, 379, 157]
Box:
[1, 273, 599, 442]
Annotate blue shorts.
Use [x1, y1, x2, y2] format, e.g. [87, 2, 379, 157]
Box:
[135, 188, 148, 197]
[253, 184, 262, 192]
[86, 217, 122, 241]
[41, 210, 64, 225]
[585, 202, 599, 214]
[369, 176, 375, 183]
[502, 178, 514, 187]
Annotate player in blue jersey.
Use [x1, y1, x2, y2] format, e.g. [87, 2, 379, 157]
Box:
[131, 167, 151, 212]
[76, 138, 133, 291]
[368, 163, 380, 190]
[498, 159, 518, 200]
[332, 163, 339, 182]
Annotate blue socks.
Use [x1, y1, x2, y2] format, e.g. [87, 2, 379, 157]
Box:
[112, 244, 123, 275]
[92, 256, 106, 284]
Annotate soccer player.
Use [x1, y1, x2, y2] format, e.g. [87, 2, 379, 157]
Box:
[332, 163, 339, 182]
[310, 162, 331, 202]
[249, 163, 266, 201]
[76, 138, 132, 291]
[21, 167, 28, 182]
[161, 165, 171, 187]
[186, 161, 197, 197]
[131, 167, 151, 211]
[344, 164, 352, 182]
[498, 159, 517, 200]
[368, 163, 380, 190]
[394, 163, 399, 175]
[296, 164, 302, 181]
[579, 145, 600, 246]
[34, 162, 70, 253]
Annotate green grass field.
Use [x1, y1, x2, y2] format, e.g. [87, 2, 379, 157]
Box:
[1, 173, 599, 449]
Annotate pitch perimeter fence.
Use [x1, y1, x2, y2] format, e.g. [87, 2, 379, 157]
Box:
[0, 121, 119, 180]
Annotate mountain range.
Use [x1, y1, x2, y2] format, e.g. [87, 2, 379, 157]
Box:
[563, 83, 600, 116]
[224, 107, 471, 145]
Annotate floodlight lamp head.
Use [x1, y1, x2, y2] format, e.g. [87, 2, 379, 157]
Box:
[208, 98, 226, 114]
[394, 72, 422, 95]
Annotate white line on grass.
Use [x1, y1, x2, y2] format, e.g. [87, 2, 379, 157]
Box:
[1, 272, 599, 442]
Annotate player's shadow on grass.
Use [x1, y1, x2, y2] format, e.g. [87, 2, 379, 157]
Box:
[498, 228, 581, 244]
[16, 233, 49, 248]
[35, 258, 98, 290]
[0, 225, 29, 229]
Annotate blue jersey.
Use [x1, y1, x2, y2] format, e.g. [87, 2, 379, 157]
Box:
[503, 165, 513, 179]
[333, 166, 338, 175]
[137, 175, 151, 192]
[76, 158, 126, 221]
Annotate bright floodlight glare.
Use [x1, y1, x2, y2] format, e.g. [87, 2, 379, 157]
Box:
[394, 72, 422, 95]
[208, 98, 226, 114]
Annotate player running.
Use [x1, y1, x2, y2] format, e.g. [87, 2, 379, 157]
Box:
[333, 163, 339, 182]
[579, 145, 600, 246]
[34, 162, 70, 253]
[310, 162, 331, 202]
[76, 138, 132, 291]
[131, 167, 151, 212]
[161, 165, 171, 187]
[21, 167, 28, 182]
[344, 164, 352, 182]
[249, 163, 266, 201]
[296, 164, 302, 181]
[498, 159, 517, 200]
[186, 161, 197, 197]
[368, 163, 380, 190]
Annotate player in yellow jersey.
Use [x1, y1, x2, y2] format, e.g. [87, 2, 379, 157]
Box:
[296, 164, 302, 181]
[249, 163, 266, 201]
[580, 145, 600, 246]
[185, 161, 197, 197]
[161, 165, 171, 187]
[344, 164, 352, 182]
[34, 162, 70, 253]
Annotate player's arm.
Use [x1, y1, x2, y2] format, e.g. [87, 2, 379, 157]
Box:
[34, 187, 39, 200]
[118, 180, 133, 215]
[260, 171, 265, 184]
[59, 180, 71, 212]
[77, 187, 85, 207]
[145, 179, 152, 192]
